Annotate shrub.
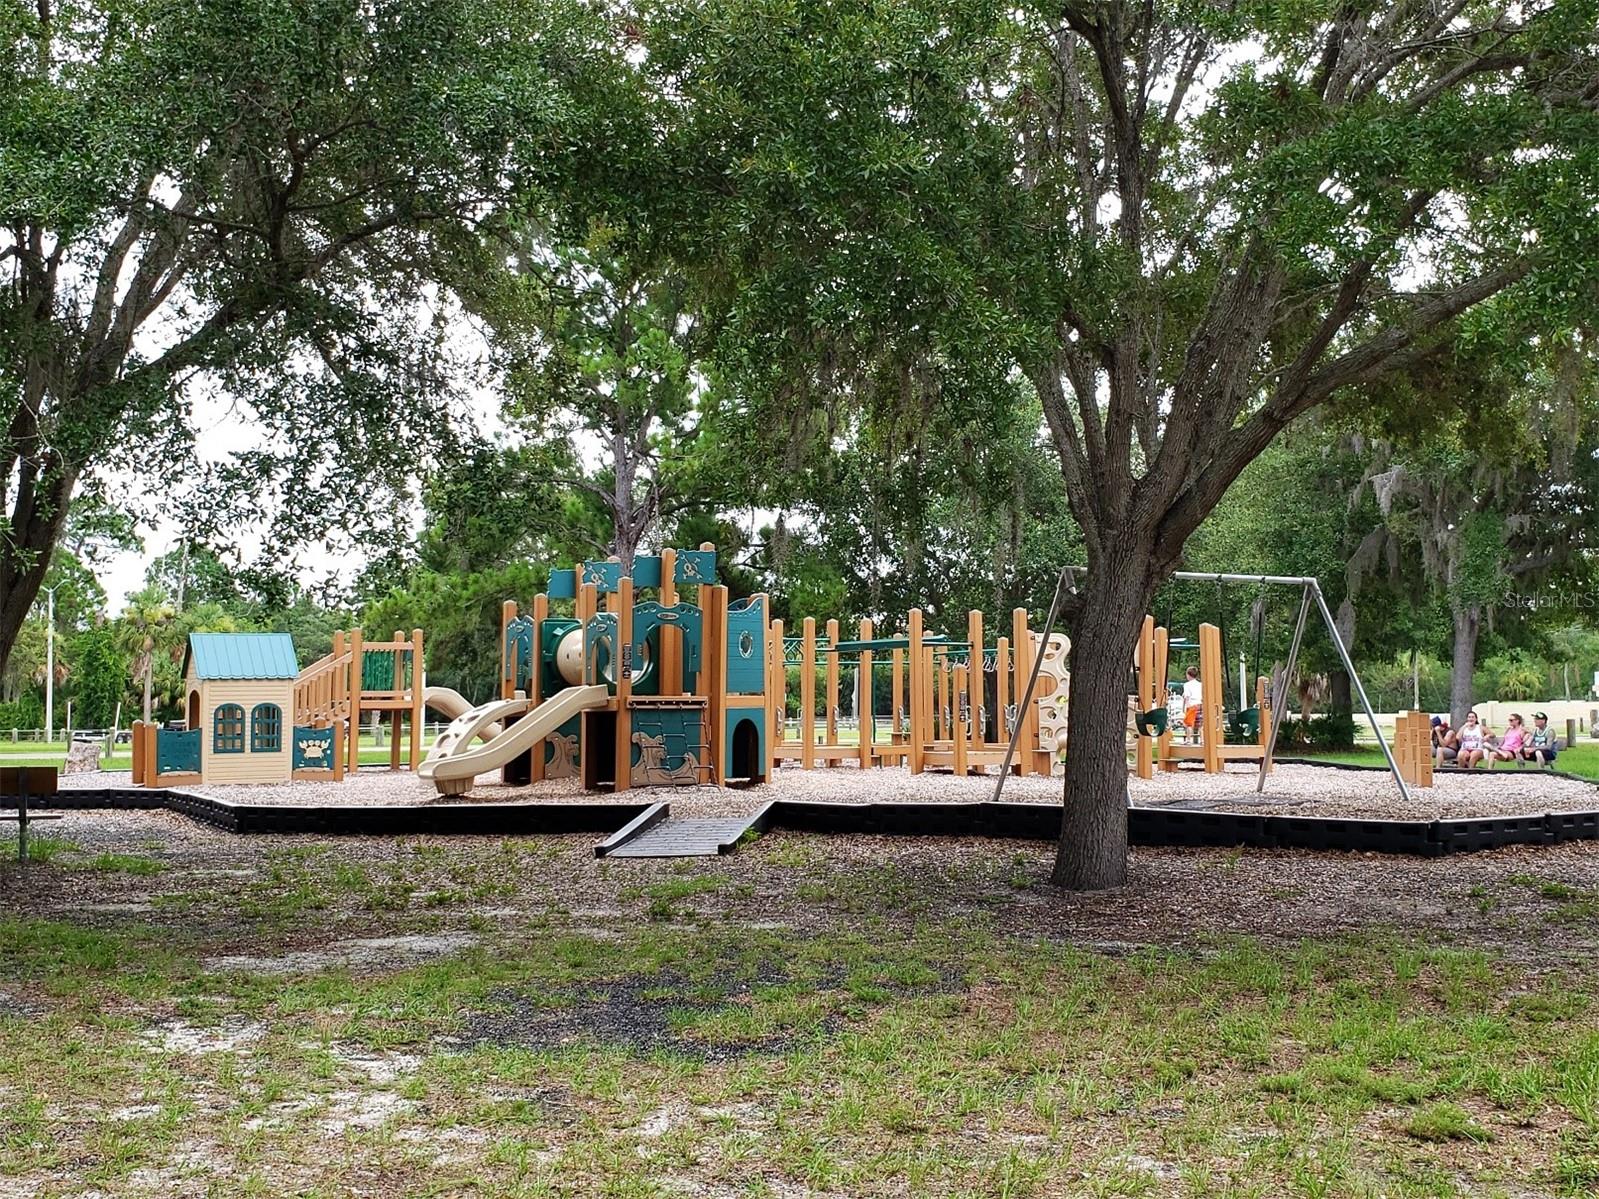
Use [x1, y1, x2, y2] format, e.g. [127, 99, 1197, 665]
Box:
[0, 695, 44, 731]
[1277, 711, 1359, 751]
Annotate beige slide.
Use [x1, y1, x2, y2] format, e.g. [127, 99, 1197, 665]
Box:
[423, 685, 513, 743]
[420, 685, 610, 796]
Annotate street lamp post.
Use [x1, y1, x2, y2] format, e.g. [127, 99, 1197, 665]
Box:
[43, 586, 56, 744]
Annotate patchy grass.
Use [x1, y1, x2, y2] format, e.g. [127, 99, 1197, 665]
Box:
[0, 833, 78, 864]
[3, 907, 1599, 1196]
[5, 824, 1599, 1197]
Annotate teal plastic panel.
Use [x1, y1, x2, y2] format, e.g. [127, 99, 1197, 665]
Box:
[673, 550, 717, 585]
[631, 706, 705, 779]
[547, 569, 577, 599]
[631, 556, 662, 588]
[632, 602, 703, 674]
[582, 560, 624, 592]
[505, 615, 534, 690]
[157, 728, 202, 774]
[726, 596, 766, 695]
[292, 726, 336, 770]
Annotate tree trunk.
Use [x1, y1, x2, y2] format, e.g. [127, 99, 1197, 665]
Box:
[1449, 601, 1480, 725]
[1051, 554, 1155, 891]
[1329, 669, 1352, 715]
[142, 654, 154, 723]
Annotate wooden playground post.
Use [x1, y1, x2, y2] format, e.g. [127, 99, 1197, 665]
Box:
[953, 663, 969, 776]
[409, 628, 424, 771]
[1011, 608, 1032, 777]
[141, 719, 157, 785]
[857, 619, 874, 770]
[347, 626, 363, 774]
[613, 575, 634, 793]
[660, 547, 683, 695]
[1136, 615, 1155, 780]
[130, 721, 145, 785]
[769, 617, 785, 759]
[994, 636, 1010, 754]
[336, 629, 347, 717]
[1199, 622, 1223, 774]
[704, 584, 729, 784]
[1155, 625, 1173, 772]
[1396, 711, 1414, 784]
[500, 601, 517, 701]
[1415, 710, 1433, 786]
[824, 618, 840, 765]
[800, 617, 816, 770]
[891, 647, 905, 744]
[967, 611, 984, 766]
[530, 593, 548, 782]
[577, 578, 596, 631]
[934, 650, 948, 742]
[908, 609, 925, 773]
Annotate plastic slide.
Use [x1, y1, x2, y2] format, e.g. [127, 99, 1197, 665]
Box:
[424, 695, 530, 764]
[423, 686, 513, 743]
[420, 684, 610, 796]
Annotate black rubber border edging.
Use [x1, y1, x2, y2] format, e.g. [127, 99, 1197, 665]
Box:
[762, 800, 1599, 858]
[7, 787, 1599, 858]
[5, 788, 653, 837]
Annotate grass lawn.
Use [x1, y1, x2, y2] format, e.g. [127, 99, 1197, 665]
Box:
[0, 734, 442, 772]
[4, 820, 1599, 1196]
[1298, 742, 1599, 782]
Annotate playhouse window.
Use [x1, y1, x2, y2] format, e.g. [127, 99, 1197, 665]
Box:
[251, 703, 283, 753]
[213, 704, 245, 754]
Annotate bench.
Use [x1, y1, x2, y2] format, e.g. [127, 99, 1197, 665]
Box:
[1, 765, 61, 862]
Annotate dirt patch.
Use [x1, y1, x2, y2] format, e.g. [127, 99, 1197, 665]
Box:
[204, 932, 477, 975]
[459, 967, 853, 1062]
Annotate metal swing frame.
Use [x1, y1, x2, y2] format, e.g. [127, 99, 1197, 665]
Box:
[993, 570, 1412, 805]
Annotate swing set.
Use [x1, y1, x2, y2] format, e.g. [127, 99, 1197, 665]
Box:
[986, 569, 1414, 804]
[1125, 571, 1412, 801]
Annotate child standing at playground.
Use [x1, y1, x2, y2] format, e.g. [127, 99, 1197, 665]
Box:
[1182, 667, 1203, 743]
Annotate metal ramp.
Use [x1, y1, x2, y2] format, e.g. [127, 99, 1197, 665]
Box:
[595, 803, 771, 858]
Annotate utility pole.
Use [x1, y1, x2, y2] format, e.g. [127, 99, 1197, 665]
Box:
[43, 586, 57, 743]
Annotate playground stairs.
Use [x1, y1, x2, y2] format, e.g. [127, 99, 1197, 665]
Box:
[595, 802, 773, 858]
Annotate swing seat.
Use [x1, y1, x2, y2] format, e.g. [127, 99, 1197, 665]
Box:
[1230, 707, 1261, 740]
[1135, 707, 1168, 737]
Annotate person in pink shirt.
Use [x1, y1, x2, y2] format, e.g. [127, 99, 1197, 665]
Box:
[1486, 713, 1526, 768]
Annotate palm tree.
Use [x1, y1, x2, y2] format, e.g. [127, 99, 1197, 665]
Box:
[117, 587, 175, 722]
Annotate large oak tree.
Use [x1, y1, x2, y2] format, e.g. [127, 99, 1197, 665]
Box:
[0, 0, 611, 677]
[645, 0, 1599, 888]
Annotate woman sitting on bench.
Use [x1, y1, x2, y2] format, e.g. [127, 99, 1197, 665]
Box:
[1456, 711, 1487, 769]
[1485, 713, 1526, 768]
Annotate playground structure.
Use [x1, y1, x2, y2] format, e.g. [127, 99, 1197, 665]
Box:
[419, 545, 771, 797]
[1132, 616, 1274, 777]
[133, 628, 427, 788]
[770, 607, 1069, 777]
